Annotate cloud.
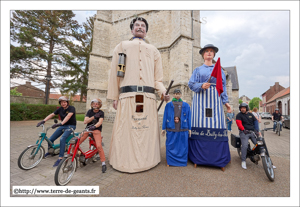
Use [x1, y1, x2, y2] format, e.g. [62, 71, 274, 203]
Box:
[200, 11, 290, 99]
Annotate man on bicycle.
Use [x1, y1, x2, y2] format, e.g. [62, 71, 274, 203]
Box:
[235, 103, 261, 169]
[272, 108, 284, 132]
[36, 96, 76, 167]
[77, 98, 106, 173]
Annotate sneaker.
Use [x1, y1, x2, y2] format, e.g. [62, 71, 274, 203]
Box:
[273, 165, 276, 169]
[241, 161, 247, 169]
[102, 164, 107, 173]
[53, 159, 62, 167]
[44, 152, 51, 158]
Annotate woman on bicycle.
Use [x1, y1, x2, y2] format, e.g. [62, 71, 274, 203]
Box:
[36, 96, 77, 167]
[77, 98, 106, 173]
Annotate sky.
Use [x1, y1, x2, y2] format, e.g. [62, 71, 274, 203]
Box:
[10, 10, 290, 100]
[200, 11, 290, 99]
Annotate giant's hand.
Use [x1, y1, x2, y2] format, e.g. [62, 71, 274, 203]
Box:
[163, 91, 170, 102]
[189, 130, 192, 137]
[201, 82, 211, 90]
[225, 103, 231, 113]
[161, 130, 166, 136]
[113, 100, 118, 110]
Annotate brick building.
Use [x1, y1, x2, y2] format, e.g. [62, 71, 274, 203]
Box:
[10, 81, 45, 98]
[265, 87, 290, 115]
[49, 94, 86, 102]
[261, 82, 285, 112]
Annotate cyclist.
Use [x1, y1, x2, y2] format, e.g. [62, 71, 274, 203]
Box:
[36, 96, 76, 167]
[271, 108, 284, 132]
[76, 98, 106, 173]
[235, 103, 261, 169]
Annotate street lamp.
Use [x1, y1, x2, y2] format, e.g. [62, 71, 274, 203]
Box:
[45, 75, 52, 104]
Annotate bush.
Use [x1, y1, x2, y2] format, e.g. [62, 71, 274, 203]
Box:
[10, 103, 59, 121]
[76, 114, 85, 122]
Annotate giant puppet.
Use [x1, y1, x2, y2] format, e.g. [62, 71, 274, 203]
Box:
[188, 44, 231, 171]
[107, 17, 169, 173]
[162, 89, 191, 167]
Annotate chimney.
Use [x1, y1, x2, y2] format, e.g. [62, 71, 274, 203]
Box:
[275, 82, 279, 93]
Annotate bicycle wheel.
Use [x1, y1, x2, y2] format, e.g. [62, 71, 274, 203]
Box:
[54, 156, 77, 186]
[262, 155, 275, 182]
[237, 148, 242, 158]
[277, 123, 280, 136]
[18, 145, 44, 170]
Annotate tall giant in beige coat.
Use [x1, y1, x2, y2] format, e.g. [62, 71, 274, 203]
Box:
[107, 38, 166, 173]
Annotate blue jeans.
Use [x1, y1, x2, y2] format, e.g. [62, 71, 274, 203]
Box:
[227, 121, 232, 131]
[273, 121, 282, 131]
[48, 125, 76, 158]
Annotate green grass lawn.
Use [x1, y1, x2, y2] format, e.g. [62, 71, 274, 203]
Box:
[76, 114, 85, 121]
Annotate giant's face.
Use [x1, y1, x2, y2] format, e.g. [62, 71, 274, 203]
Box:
[131, 20, 147, 39]
[173, 93, 182, 100]
[203, 48, 215, 60]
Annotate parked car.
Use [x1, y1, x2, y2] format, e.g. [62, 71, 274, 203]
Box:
[282, 115, 290, 129]
[261, 112, 272, 119]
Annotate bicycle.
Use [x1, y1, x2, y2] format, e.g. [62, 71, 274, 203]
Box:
[54, 124, 102, 186]
[18, 119, 79, 170]
[273, 120, 281, 136]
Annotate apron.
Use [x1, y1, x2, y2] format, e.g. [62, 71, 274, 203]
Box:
[189, 84, 231, 167]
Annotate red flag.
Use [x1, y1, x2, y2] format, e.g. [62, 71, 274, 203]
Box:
[210, 57, 223, 96]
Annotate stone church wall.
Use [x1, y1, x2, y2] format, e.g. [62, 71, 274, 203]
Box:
[87, 10, 237, 122]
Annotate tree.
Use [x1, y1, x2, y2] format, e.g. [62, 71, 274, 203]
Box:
[10, 10, 80, 104]
[10, 88, 22, 96]
[58, 15, 95, 102]
[239, 99, 243, 104]
[249, 97, 261, 110]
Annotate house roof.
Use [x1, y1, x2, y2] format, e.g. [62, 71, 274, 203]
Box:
[223, 66, 239, 90]
[266, 87, 290, 104]
[10, 82, 44, 93]
[49, 94, 86, 102]
[239, 95, 251, 101]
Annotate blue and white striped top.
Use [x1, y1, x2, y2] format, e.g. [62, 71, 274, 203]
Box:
[188, 64, 229, 104]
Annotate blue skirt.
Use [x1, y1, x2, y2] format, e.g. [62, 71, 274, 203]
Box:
[166, 131, 188, 166]
[189, 85, 231, 167]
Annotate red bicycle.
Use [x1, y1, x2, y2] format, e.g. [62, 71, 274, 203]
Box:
[54, 126, 102, 186]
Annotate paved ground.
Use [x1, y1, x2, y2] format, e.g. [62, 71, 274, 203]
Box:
[10, 119, 290, 197]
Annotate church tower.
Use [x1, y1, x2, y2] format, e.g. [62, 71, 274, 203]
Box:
[87, 10, 203, 121]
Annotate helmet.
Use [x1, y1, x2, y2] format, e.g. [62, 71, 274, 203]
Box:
[58, 96, 69, 105]
[275, 108, 279, 112]
[91, 98, 102, 109]
[239, 103, 249, 112]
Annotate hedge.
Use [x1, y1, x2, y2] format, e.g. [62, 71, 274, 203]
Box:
[10, 103, 59, 121]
